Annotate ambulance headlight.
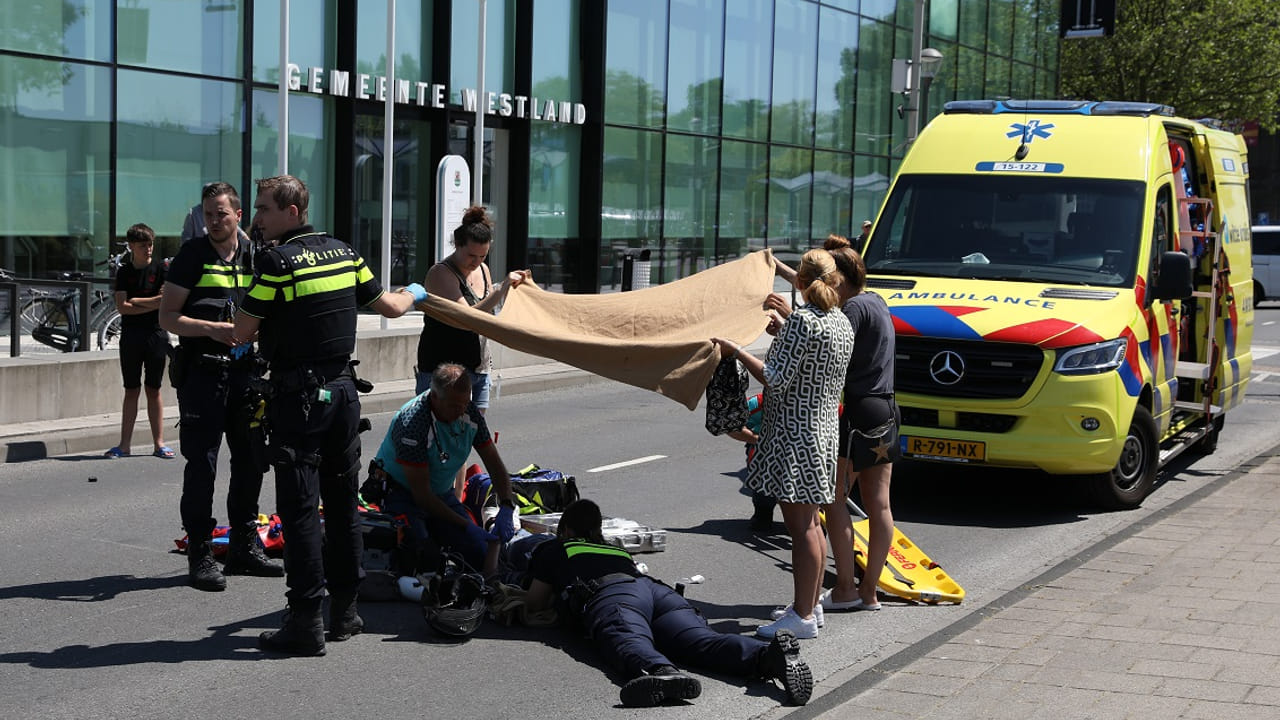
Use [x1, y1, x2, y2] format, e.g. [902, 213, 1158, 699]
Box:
[1053, 338, 1128, 375]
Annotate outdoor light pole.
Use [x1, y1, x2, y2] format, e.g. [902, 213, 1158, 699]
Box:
[916, 47, 944, 140]
[902, 1, 943, 148]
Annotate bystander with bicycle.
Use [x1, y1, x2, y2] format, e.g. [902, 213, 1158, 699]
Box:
[160, 181, 282, 592]
[105, 223, 172, 460]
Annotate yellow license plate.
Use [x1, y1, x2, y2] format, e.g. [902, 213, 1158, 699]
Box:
[902, 436, 986, 462]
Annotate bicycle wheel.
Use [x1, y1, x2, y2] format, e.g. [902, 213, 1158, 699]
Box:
[96, 309, 123, 350]
[21, 296, 66, 334]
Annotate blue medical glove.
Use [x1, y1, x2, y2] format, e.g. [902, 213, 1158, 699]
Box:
[403, 283, 429, 303]
[494, 505, 516, 543]
[229, 342, 251, 360]
[463, 520, 497, 549]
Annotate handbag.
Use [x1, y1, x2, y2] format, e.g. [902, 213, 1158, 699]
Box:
[704, 355, 749, 435]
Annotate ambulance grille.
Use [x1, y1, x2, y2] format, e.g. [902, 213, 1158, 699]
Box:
[867, 278, 916, 290]
[1039, 288, 1118, 300]
[895, 338, 1044, 399]
[899, 406, 1018, 433]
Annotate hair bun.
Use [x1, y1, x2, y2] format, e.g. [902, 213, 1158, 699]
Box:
[462, 205, 489, 226]
[824, 234, 851, 251]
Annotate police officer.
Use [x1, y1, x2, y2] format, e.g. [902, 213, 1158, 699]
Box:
[523, 499, 813, 708]
[233, 174, 423, 656]
[160, 181, 282, 592]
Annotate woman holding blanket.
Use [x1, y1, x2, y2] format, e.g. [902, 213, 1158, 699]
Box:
[712, 248, 853, 639]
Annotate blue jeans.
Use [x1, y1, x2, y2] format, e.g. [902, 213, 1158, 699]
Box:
[384, 484, 488, 571]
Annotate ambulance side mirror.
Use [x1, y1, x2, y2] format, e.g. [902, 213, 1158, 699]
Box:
[1151, 251, 1193, 302]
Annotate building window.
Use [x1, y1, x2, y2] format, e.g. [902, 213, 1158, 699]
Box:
[768, 146, 813, 256]
[666, 0, 723, 135]
[0, 56, 110, 275]
[117, 0, 243, 78]
[605, 0, 667, 128]
[770, 0, 817, 147]
[254, 0, 337, 84]
[116, 69, 242, 255]
[449, 0, 509, 105]
[663, 134, 720, 276]
[813, 150, 853, 241]
[719, 139, 769, 256]
[250, 89, 334, 233]
[0, 0, 112, 63]
[855, 18, 893, 156]
[816, 5, 858, 152]
[601, 127, 662, 278]
[722, 0, 771, 142]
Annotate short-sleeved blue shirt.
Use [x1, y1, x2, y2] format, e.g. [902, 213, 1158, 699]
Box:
[375, 391, 493, 495]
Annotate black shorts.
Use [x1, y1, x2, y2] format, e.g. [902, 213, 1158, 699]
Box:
[119, 327, 169, 389]
[838, 395, 901, 471]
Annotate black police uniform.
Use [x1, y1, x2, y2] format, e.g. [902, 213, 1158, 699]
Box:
[238, 225, 384, 652]
[167, 235, 267, 559]
[528, 538, 768, 679]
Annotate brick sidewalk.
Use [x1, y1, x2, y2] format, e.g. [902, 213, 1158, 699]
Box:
[805, 449, 1280, 720]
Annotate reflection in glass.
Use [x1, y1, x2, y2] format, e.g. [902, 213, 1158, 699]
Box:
[930, 0, 960, 42]
[605, 0, 667, 127]
[816, 6, 858, 151]
[0, 0, 111, 62]
[116, 0, 242, 78]
[254, 0, 337, 84]
[0, 57, 110, 275]
[722, 0, 771, 141]
[350, 115, 430, 286]
[116, 70, 242, 254]
[860, 0, 896, 23]
[719, 140, 769, 255]
[855, 18, 892, 155]
[250, 89, 334, 234]
[601, 127, 662, 283]
[986, 0, 1013, 57]
[667, 0, 722, 134]
[663, 134, 720, 278]
[958, 0, 988, 50]
[529, 124, 581, 247]
[770, 0, 816, 147]
[532, 0, 580, 100]
[853, 154, 888, 236]
[452, 0, 515, 104]
[812, 151, 852, 242]
[984, 56, 1010, 98]
[767, 146, 812, 256]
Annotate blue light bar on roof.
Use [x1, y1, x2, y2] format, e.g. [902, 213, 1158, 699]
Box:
[944, 99, 1176, 117]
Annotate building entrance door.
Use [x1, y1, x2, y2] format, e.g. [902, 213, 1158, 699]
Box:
[448, 122, 510, 275]
[353, 114, 432, 286]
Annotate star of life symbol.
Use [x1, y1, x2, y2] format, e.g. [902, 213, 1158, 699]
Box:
[1006, 119, 1055, 143]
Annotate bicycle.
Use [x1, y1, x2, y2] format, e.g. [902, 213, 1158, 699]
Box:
[23, 253, 126, 352]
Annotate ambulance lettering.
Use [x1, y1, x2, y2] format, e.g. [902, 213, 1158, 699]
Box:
[891, 292, 1054, 309]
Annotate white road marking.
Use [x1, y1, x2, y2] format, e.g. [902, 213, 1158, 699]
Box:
[587, 455, 667, 473]
[1254, 345, 1280, 361]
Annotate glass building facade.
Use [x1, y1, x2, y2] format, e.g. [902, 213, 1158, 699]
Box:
[1, 0, 1060, 291]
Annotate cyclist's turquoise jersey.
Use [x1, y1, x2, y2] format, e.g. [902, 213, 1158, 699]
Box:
[375, 391, 493, 495]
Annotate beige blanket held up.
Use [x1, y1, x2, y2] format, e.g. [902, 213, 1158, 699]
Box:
[419, 250, 776, 410]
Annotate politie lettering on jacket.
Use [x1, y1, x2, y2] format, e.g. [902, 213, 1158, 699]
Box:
[887, 292, 1055, 309]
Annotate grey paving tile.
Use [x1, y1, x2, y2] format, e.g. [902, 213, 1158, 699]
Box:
[1127, 657, 1221, 680]
[1184, 699, 1280, 719]
[1154, 675, 1251, 702]
[1058, 668, 1164, 694]
[899, 656, 993, 680]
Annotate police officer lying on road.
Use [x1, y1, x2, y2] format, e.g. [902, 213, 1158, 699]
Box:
[160, 181, 282, 592]
[371, 362, 520, 577]
[232, 174, 426, 656]
[522, 499, 813, 708]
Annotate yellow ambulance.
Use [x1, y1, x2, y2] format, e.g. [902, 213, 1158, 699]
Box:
[862, 100, 1254, 508]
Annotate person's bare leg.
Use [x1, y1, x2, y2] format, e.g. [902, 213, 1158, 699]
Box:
[144, 385, 165, 452]
[116, 387, 141, 454]
[822, 459, 859, 603]
[858, 463, 894, 604]
[780, 501, 823, 619]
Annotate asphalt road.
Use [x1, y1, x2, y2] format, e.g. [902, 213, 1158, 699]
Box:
[1, 309, 1278, 720]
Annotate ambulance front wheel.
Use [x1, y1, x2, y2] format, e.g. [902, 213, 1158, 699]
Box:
[1089, 405, 1157, 510]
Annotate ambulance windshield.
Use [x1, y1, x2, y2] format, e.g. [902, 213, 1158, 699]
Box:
[863, 175, 1145, 287]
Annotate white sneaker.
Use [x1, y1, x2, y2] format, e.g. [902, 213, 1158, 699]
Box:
[757, 607, 818, 640]
[771, 602, 824, 627]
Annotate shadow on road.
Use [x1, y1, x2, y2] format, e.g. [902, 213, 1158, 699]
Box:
[0, 573, 187, 602]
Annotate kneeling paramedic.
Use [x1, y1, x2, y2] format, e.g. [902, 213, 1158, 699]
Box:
[371, 362, 519, 577]
[233, 174, 424, 656]
[523, 499, 813, 708]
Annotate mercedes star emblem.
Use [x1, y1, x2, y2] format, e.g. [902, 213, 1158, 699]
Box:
[929, 350, 965, 385]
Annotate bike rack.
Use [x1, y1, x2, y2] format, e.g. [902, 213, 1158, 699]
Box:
[2, 277, 96, 357]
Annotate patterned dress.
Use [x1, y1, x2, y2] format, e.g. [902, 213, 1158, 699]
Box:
[746, 305, 855, 505]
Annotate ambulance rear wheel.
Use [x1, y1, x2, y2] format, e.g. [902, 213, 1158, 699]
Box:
[1090, 405, 1157, 510]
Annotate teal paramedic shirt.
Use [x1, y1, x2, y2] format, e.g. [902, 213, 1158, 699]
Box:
[375, 391, 493, 495]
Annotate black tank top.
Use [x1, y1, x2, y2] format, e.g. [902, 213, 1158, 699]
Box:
[416, 261, 490, 374]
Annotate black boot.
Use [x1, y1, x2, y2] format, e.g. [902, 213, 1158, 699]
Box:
[327, 589, 364, 642]
[187, 540, 227, 592]
[224, 525, 284, 577]
[759, 629, 812, 705]
[619, 665, 701, 708]
[259, 600, 326, 656]
[749, 492, 777, 532]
